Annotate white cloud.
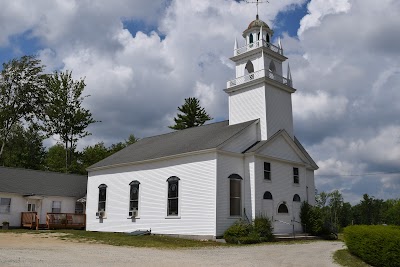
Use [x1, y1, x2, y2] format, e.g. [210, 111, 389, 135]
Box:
[298, 0, 351, 36]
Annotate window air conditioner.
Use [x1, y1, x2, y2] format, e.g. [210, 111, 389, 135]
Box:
[96, 211, 106, 218]
[129, 210, 138, 218]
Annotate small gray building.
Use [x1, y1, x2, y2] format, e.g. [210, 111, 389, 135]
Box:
[0, 167, 87, 228]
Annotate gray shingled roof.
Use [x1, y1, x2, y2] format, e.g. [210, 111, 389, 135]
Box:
[0, 167, 87, 198]
[89, 120, 257, 170]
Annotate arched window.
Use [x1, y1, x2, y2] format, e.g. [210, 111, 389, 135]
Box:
[269, 60, 276, 73]
[167, 176, 180, 216]
[263, 191, 273, 200]
[245, 60, 254, 75]
[293, 194, 301, 202]
[249, 34, 254, 44]
[266, 34, 270, 43]
[229, 174, 242, 216]
[278, 203, 288, 213]
[129, 181, 140, 214]
[98, 184, 107, 212]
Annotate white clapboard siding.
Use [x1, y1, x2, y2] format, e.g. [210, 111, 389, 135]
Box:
[258, 135, 304, 164]
[265, 84, 294, 138]
[215, 153, 246, 237]
[86, 152, 217, 237]
[306, 169, 316, 206]
[253, 157, 306, 233]
[229, 84, 267, 140]
[221, 121, 258, 153]
[0, 193, 78, 227]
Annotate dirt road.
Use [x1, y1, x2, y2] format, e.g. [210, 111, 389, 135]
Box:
[0, 233, 343, 267]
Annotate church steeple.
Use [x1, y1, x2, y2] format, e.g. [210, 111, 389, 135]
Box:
[225, 17, 295, 140]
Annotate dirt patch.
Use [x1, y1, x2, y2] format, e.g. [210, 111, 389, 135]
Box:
[0, 232, 344, 267]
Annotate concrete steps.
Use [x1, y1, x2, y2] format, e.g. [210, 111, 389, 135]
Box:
[273, 233, 320, 241]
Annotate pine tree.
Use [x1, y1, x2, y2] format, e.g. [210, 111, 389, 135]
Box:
[169, 97, 212, 130]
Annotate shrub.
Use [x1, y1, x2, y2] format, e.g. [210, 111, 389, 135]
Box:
[223, 216, 273, 244]
[344, 225, 400, 267]
[223, 220, 251, 244]
[253, 215, 273, 241]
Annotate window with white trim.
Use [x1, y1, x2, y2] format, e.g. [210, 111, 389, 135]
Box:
[264, 162, 271, 180]
[0, 198, 11, 213]
[167, 176, 179, 216]
[293, 194, 301, 202]
[263, 191, 273, 200]
[293, 167, 299, 184]
[129, 181, 140, 214]
[278, 203, 288, 213]
[229, 174, 242, 216]
[27, 203, 36, 212]
[98, 184, 107, 212]
[52, 201, 61, 213]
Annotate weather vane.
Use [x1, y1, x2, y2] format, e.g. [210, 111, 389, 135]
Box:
[245, 0, 269, 18]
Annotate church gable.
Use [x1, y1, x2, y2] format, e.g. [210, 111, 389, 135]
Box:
[248, 130, 310, 165]
[258, 135, 303, 163]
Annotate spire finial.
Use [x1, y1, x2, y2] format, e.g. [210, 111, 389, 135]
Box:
[246, 0, 269, 19]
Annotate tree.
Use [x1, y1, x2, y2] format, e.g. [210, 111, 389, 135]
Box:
[169, 97, 212, 130]
[45, 144, 67, 173]
[1, 123, 45, 169]
[79, 142, 110, 174]
[43, 70, 96, 172]
[0, 55, 45, 160]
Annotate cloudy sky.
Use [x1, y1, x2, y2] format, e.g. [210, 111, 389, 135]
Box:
[1, 0, 399, 203]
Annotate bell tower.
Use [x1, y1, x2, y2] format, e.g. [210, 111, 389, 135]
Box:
[225, 16, 295, 140]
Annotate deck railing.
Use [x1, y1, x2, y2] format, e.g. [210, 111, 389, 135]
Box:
[46, 213, 86, 229]
[21, 212, 39, 229]
[235, 40, 283, 56]
[227, 69, 292, 89]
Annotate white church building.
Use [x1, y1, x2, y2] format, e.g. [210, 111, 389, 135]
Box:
[86, 15, 318, 238]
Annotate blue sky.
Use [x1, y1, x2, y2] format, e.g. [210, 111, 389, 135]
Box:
[0, 0, 399, 204]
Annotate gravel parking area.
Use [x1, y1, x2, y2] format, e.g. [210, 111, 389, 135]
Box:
[0, 233, 343, 267]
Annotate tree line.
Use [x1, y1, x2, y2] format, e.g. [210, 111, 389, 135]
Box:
[0, 55, 98, 173]
[1, 55, 213, 175]
[301, 190, 400, 236]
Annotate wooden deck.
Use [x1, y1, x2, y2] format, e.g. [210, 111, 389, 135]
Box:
[46, 213, 86, 230]
[21, 212, 85, 230]
[21, 212, 39, 230]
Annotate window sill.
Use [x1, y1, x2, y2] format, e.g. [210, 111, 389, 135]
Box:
[127, 217, 140, 219]
[165, 216, 181, 219]
[263, 179, 272, 183]
[293, 183, 300, 186]
[228, 216, 242, 219]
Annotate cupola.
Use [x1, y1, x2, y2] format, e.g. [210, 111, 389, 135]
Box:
[242, 15, 274, 45]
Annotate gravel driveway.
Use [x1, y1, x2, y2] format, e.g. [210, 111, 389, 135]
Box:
[0, 233, 343, 267]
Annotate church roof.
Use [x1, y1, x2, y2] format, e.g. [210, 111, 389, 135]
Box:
[247, 16, 270, 30]
[0, 167, 87, 198]
[88, 120, 258, 170]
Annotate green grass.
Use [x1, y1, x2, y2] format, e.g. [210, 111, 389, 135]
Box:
[333, 249, 371, 267]
[1, 229, 227, 248]
[60, 230, 228, 248]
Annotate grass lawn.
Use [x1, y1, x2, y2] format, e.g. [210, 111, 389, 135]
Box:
[1, 229, 227, 248]
[333, 249, 371, 267]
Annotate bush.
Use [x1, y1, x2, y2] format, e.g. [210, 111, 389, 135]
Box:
[300, 202, 337, 239]
[223, 220, 251, 244]
[344, 225, 400, 267]
[223, 216, 273, 244]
